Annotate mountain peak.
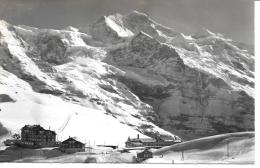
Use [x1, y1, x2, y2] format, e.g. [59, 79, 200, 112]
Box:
[192, 28, 216, 39]
[0, 20, 10, 29]
[125, 10, 151, 24]
[0, 19, 9, 25]
[89, 13, 133, 43]
[130, 10, 148, 17]
[63, 26, 79, 32]
[0, 11, 255, 148]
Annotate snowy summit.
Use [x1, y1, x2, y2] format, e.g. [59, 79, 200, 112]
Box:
[0, 11, 254, 151]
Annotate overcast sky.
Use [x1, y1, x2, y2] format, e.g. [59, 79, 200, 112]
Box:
[0, 0, 254, 45]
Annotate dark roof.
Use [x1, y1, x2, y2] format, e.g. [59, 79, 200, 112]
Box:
[21, 125, 56, 135]
[62, 137, 84, 145]
[22, 125, 45, 131]
[128, 138, 156, 143]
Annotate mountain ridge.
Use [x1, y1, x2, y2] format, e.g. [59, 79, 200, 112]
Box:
[0, 11, 254, 142]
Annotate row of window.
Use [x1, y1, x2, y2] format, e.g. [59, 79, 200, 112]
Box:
[23, 138, 55, 142]
[22, 135, 55, 138]
[21, 141, 34, 145]
[22, 131, 54, 135]
[127, 142, 174, 146]
[62, 144, 84, 148]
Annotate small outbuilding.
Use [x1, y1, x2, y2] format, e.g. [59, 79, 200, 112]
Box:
[136, 148, 153, 162]
[60, 137, 85, 153]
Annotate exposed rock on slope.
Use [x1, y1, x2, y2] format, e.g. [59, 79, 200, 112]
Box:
[0, 11, 254, 141]
[0, 19, 176, 142]
[102, 12, 254, 140]
[89, 14, 133, 44]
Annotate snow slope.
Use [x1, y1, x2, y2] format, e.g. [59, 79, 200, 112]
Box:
[0, 67, 147, 146]
[0, 10, 254, 146]
[0, 17, 177, 144]
[150, 132, 254, 164]
[102, 11, 254, 140]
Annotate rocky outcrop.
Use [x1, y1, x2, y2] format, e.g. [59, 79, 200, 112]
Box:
[0, 94, 15, 103]
[106, 26, 254, 140]
[0, 20, 177, 140]
[0, 11, 254, 141]
[89, 15, 133, 44]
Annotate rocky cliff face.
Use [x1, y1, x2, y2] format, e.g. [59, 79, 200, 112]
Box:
[102, 11, 254, 140]
[0, 19, 176, 143]
[0, 11, 254, 141]
[105, 30, 254, 139]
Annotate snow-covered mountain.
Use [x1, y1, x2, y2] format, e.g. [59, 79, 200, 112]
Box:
[0, 11, 254, 143]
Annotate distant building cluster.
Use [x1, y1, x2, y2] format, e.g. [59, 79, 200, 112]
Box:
[3, 124, 182, 161]
[4, 124, 85, 153]
[125, 134, 181, 148]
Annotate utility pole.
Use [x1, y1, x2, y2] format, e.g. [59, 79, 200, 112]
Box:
[89, 140, 91, 154]
[227, 141, 230, 158]
[181, 151, 184, 161]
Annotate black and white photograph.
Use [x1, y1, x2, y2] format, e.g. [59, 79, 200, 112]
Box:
[0, 0, 256, 165]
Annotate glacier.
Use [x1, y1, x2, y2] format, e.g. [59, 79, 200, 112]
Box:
[0, 11, 254, 144]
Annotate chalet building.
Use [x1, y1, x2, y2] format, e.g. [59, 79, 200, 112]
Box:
[60, 137, 85, 153]
[136, 148, 153, 162]
[20, 125, 56, 148]
[125, 134, 181, 148]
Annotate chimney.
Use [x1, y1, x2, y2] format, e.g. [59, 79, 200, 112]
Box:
[137, 134, 139, 139]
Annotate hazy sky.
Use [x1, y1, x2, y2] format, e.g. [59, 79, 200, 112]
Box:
[0, 0, 254, 44]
